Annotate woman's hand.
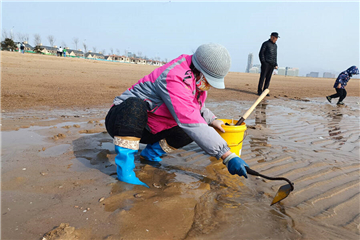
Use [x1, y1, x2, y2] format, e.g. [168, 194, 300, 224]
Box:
[211, 119, 225, 133]
[223, 152, 249, 178]
[337, 83, 341, 88]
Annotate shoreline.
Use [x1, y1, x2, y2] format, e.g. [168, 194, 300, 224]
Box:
[1, 51, 359, 112]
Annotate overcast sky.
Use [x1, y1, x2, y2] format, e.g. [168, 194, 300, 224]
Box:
[1, 0, 359, 76]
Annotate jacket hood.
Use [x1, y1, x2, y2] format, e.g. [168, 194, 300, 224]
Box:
[346, 66, 359, 76]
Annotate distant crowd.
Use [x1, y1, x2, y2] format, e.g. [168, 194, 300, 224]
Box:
[56, 46, 66, 57]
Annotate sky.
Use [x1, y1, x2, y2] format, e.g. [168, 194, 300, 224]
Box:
[1, 0, 359, 77]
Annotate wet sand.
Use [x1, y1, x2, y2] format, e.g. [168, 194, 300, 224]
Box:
[1, 51, 360, 239]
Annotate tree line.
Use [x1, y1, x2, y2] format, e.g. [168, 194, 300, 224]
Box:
[1, 29, 166, 61]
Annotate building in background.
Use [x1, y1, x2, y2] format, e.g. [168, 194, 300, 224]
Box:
[306, 72, 319, 77]
[249, 66, 260, 73]
[276, 67, 299, 76]
[294, 68, 299, 76]
[246, 59, 299, 77]
[278, 67, 286, 75]
[84, 51, 105, 59]
[67, 48, 84, 57]
[286, 68, 299, 76]
[245, 53, 253, 73]
[249, 64, 261, 73]
[285, 67, 291, 76]
[323, 72, 335, 78]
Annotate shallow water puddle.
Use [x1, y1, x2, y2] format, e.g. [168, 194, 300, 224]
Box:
[39, 144, 71, 157]
[69, 157, 96, 172]
[99, 141, 114, 152]
[2, 125, 46, 149]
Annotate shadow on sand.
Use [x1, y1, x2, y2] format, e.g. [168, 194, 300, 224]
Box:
[225, 88, 258, 96]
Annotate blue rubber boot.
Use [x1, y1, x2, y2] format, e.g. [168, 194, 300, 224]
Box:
[140, 142, 166, 162]
[115, 145, 149, 188]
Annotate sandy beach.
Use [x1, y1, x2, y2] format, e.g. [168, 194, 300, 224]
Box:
[1, 51, 359, 240]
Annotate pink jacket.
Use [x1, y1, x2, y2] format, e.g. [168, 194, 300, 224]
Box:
[114, 54, 229, 159]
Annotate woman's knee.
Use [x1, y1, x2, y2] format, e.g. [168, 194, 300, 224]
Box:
[105, 98, 148, 138]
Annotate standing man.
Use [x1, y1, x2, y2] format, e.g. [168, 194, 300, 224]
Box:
[20, 42, 25, 54]
[257, 32, 279, 96]
[58, 46, 63, 57]
[57, 46, 60, 57]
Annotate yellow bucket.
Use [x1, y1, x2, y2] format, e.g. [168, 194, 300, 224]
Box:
[215, 119, 247, 157]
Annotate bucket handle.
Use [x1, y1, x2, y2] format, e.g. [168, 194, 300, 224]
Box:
[227, 130, 248, 147]
[238, 129, 247, 145]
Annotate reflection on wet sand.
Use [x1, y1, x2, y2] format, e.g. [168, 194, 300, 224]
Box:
[250, 103, 269, 162]
[327, 109, 346, 145]
[255, 103, 268, 126]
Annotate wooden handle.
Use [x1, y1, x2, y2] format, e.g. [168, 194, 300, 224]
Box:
[242, 89, 269, 120]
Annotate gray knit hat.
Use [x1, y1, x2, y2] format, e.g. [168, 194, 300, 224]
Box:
[192, 43, 231, 89]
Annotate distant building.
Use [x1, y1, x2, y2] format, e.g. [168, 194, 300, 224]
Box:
[306, 72, 319, 78]
[323, 72, 335, 78]
[286, 68, 299, 76]
[294, 68, 299, 76]
[85, 51, 105, 59]
[285, 67, 291, 76]
[105, 54, 129, 62]
[129, 57, 136, 64]
[66, 48, 84, 57]
[38, 44, 57, 55]
[278, 67, 286, 75]
[286, 69, 295, 76]
[104, 55, 114, 61]
[119, 56, 130, 62]
[249, 66, 260, 73]
[276, 67, 299, 76]
[245, 53, 253, 73]
[146, 59, 163, 66]
[135, 58, 147, 64]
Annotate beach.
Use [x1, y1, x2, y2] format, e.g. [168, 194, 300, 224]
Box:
[1, 51, 359, 240]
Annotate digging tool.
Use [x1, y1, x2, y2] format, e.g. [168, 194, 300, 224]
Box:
[235, 89, 270, 126]
[220, 89, 294, 204]
[245, 166, 294, 205]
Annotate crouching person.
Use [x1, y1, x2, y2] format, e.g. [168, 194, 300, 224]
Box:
[105, 43, 248, 188]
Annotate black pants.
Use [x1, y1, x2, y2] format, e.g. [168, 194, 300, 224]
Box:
[105, 97, 193, 149]
[329, 88, 347, 102]
[258, 62, 274, 94]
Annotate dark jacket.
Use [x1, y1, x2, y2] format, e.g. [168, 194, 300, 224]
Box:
[259, 39, 277, 67]
[333, 66, 359, 89]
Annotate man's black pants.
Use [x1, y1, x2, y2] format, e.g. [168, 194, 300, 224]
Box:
[329, 88, 347, 103]
[258, 62, 274, 94]
[105, 97, 193, 149]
